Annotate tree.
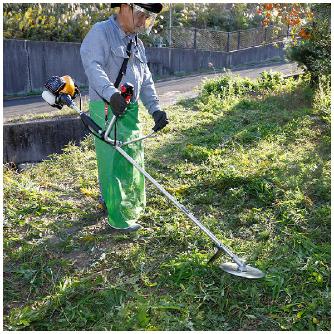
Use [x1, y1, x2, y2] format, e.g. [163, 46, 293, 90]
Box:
[257, 3, 331, 83]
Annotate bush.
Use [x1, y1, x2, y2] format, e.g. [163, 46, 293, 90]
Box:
[200, 75, 257, 100]
[258, 71, 284, 90]
[284, 4, 331, 84]
[200, 71, 288, 103]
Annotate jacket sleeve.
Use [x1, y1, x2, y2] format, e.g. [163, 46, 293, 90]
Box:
[139, 62, 161, 115]
[80, 23, 117, 102]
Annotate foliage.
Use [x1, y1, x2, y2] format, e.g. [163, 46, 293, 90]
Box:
[312, 76, 331, 126]
[3, 3, 110, 42]
[3, 3, 164, 44]
[257, 3, 331, 83]
[199, 70, 286, 103]
[285, 4, 331, 84]
[200, 75, 256, 99]
[3, 3, 263, 44]
[257, 71, 284, 90]
[3, 74, 330, 330]
[170, 3, 262, 31]
[257, 3, 313, 32]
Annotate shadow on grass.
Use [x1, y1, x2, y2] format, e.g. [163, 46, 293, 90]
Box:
[3, 84, 330, 331]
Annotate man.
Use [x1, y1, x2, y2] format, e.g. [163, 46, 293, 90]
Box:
[80, 3, 168, 232]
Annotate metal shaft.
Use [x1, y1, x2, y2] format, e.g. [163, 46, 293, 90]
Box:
[120, 132, 155, 147]
[70, 102, 244, 268]
[114, 145, 245, 267]
[72, 104, 82, 114]
[104, 115, 117, 142]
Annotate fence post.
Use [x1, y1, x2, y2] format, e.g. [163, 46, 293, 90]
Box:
[264, 27, 267, 43]
[226, 32, 230, 52]
[237, 31, 241, 50]
[169, 4, 172, 46]
[193, 28, 197, 49]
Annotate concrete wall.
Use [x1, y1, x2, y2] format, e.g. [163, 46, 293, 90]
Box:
[4, 39, 88, 95]
[3, 40, 30, 94]
[227, 43, 285, 67]
[146, 48, 230, 74]
[4, 39, 285, 96]
[4, 117, 89, 164]
[27, 41, 88, 93]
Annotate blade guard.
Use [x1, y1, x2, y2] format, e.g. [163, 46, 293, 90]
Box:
[220, 262, 265, 278]
[208, 247, 224, 264]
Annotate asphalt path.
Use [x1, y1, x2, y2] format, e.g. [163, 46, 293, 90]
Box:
[3, 62, 299, 123]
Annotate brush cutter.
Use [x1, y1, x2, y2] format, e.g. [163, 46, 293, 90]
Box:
[42, 75, 265, 279]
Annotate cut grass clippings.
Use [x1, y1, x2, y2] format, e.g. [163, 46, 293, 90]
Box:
[3, 74, 330, 330]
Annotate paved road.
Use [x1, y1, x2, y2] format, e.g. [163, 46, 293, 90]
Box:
[3, 62, 299, 123]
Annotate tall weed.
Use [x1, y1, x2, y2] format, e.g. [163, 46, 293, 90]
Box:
[199, 71, 307, 106]
[312, 75, 331, 125]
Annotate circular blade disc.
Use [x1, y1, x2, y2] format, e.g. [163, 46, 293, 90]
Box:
[220, 262, 265, 279]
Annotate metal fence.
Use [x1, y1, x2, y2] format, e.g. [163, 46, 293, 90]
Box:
[157, 25, 289, 52]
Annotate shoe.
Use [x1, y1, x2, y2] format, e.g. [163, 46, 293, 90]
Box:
[98, 195, 107, 212]
[107, 222, 142, 233]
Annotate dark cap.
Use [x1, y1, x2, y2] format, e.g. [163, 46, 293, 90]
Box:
[111, 3, 163, 13]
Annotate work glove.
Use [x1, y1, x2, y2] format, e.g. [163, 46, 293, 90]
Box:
[110, 92, 127, 117]
[152, 110, 169, 132]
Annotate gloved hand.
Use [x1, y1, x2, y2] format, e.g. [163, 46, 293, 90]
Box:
[152, 110, 169, 132]
[110, 92, 127, 117]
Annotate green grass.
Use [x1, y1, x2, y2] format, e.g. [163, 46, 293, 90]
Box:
[6, 107, 77, 123]
[5, 102, 87, 123]
[3, 75, 330, 330]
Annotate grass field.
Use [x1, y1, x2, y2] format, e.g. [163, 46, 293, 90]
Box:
[3, 73, 330, 330]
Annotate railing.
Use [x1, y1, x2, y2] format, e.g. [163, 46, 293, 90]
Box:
[156, 25, 289, 52]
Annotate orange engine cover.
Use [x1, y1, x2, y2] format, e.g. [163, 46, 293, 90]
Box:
[59, 75, 75, 97]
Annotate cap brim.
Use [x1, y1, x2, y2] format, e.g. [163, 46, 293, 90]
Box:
[110, 4, 121, 8]
[137, 3, 163, 13]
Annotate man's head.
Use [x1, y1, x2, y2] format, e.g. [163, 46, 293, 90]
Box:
[112, 3, 163, 35]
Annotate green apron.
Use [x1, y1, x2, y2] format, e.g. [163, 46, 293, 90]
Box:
[89, 101, 145, 228]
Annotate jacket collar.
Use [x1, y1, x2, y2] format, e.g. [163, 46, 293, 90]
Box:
[110, 14, 136, 42]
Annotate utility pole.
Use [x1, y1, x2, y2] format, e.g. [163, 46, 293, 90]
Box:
[169, 3, 172, 46]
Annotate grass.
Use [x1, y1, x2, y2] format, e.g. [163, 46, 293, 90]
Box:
[3, 74, 330, 330]
[5, 107, 77, 123]
[5, 101, 89, 124]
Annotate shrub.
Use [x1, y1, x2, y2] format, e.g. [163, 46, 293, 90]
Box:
[200, 70, 288, 104]
[200, 75, 257, 101]
[284, 4, 331, 84]
[258, 71, 284, 90]
[257, 4, 330, 85]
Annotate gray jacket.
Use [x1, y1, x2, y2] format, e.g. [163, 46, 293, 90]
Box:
[80, 15, 161, 115]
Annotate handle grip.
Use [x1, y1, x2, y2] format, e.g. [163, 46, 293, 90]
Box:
[120, 82, 134, 104]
